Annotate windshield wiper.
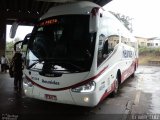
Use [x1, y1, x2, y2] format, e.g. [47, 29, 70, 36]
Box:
[52, 61, 85, 72]
[64, 62, 85, 71]
[27, 58, 86, 72]
[27, 59, 43, 69]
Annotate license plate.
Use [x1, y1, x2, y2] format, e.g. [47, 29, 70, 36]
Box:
[45, 94, 57, 101]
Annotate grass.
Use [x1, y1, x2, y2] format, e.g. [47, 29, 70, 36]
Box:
[138, 47, 160, 65]
[139, 53, 160, 65]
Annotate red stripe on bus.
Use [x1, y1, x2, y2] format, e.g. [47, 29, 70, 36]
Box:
[99, 60, 136, 102]
[25, 66, 108, 91]
[99, 80, 115, 102]
[121, 61, 135, 82]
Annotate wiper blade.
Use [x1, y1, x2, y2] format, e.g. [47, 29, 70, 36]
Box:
[27, 58, 86, 72]
[66, 62, 85, 71]
[52, 61, 85, 72]
[27, 59, 43, 69]
[27, 58, 58, 69]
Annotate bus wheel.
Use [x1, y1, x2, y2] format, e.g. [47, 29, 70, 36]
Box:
[131, 64, 136, 78]
[131, 72, 135, 78]
[110, 78, 119, 97]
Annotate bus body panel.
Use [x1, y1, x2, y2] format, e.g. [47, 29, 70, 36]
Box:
[24, 85, 76, 105]
[33, 86, 75, 105]
[40, 1, 100, 20]
[24, 70, 90, 89]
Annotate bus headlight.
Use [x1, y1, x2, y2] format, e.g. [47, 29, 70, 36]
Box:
[23, 77, 33, 87]
[71, 81, 96, 93]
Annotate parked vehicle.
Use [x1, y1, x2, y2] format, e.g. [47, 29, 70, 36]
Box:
[12, 1, 138, 107]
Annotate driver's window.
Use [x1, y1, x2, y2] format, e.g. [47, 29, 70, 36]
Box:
[97, 34, 108, 66]
[97, 13, 120, 67]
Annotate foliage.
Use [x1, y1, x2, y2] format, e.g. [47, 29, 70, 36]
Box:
[110, 11, 133, 33]
[139, 47, 160, 65]
[6, 37, 27, 62]
[14, 37, 21, 43]
[6, 41, 14, 51]
[139, 46, 160, 55]
[6, 37, 27, 51]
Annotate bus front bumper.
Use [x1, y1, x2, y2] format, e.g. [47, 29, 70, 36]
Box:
[23, 83, 99, 107]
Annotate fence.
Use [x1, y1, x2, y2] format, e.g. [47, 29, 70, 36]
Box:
[148, 60, 160, 66]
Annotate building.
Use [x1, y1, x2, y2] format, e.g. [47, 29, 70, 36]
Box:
[147, 37, 160, 47]
[135, 36, 160, 48]
[135, 37, 148, 47]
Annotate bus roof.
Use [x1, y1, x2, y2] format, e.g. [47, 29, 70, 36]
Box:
[40, 1, 101, 20]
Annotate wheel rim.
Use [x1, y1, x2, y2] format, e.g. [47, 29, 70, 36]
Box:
[114, 79, 118, 93]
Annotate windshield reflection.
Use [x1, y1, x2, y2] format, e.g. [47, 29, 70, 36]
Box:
[26, 15, 96, 74]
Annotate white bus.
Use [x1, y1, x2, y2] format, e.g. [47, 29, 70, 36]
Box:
[21, 1, 138, 107]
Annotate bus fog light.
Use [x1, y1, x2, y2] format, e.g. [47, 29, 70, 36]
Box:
[84, 97, 90, 103]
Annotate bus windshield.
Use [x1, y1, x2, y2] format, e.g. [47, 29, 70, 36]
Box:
[26, 15, 96, 74]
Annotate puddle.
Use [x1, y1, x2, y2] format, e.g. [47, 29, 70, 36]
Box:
[135, 67, 160, 114]
[149, 92, 160, 114]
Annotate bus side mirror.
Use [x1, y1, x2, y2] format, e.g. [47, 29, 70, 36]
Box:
[14, 41, 23, 51]
[89, 7, 99, 33]
[14, 33, 31, 51]
[21, 33, 31, 49]
[89, 14, 98, 33]
[9, 21, 19, 38]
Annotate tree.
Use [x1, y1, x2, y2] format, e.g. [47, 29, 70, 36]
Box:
[110, 11, 133, 33]
[6, 37, 22, 51]
[14, 37, 21, 43]
[6, 41, 14, 51]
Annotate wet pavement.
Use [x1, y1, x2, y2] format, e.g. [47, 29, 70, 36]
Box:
[0, 65, 160, 120]
[131, 66, 160, 115]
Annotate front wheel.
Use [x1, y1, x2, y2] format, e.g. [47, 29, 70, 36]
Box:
[110, 78, 119, 97]
[131, 64, 136, 78]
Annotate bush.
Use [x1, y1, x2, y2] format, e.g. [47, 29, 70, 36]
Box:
[139, 47, 160, 55]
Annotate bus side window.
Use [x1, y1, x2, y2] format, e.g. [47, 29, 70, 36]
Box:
[102, 40, 109, 58]
[97, 34, 109, 66]
[108, 35, 118, 53]
[97, 13, 120, 67]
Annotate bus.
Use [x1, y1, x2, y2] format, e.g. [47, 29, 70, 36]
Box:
[20, 1, 138, 107]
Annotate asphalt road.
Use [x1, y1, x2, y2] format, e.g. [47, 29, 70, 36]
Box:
[0, 65, 160, 120]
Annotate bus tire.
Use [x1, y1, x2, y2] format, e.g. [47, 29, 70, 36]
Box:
[110, 77, 119, 97]
[110, 70, 121, 97]
[131, 72, 135, 78]
[131, 64, 136, 78]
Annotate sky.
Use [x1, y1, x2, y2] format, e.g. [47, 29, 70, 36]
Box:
[6, 25, 33, 42]
[6, 0, 160, 42]
[103, 0, 160, 38]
